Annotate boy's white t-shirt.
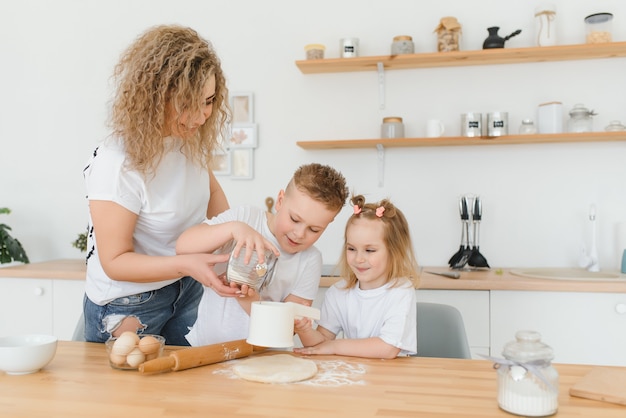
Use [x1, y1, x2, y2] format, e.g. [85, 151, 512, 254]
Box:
[319, 278, 417, 356]
[185, 205, 322, 346]
[83, 136, 210, 305]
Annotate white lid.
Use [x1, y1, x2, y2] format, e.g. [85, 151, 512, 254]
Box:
[502, 330, 554, 363]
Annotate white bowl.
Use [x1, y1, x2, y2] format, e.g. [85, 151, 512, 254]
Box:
[0, 334, 58, 375]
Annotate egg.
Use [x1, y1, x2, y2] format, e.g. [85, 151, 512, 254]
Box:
[109, 352, 127, 366]
[126, 347, 146, 367]
[111, 332, 140, 356]
[138, 335, 161, 355]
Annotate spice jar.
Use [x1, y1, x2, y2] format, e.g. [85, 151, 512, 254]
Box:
[568, 103, 596, 133]
[304, 44, 325, 60]
[381, 117, 404, 138]
[585, 13, 613, 43]
[534, 4, 557, 46]
[519, 119, 538, 134]
[391, 35, 414, 55]
[434, 17, 461, 52]
[605, 120, 626, 132]
[497, 330, 559, 417]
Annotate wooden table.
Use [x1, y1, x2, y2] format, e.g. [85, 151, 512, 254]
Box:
[1, 341, 624, 417]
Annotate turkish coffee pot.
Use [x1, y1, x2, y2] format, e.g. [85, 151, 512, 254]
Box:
[483, 26, 522, 49]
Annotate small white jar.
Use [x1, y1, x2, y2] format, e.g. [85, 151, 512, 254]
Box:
[381, 117, 404, 138]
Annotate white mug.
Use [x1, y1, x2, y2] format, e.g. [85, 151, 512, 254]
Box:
[247, 301, 320, 348]
[426, 119, 445, 137]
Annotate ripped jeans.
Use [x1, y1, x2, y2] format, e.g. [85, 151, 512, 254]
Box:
[83, 276, 202, 346]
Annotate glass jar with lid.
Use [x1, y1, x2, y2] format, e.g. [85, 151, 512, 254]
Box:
[568, 103, 596, 133]
[497, 330, 559, 417]
[391, 35, 414, 55]
[519, 119, 538, 134]
[605, 120, 626, 132]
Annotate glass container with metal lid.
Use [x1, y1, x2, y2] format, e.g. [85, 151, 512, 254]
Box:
[568, 103, 596, 133]
[496, 330, 559, 417]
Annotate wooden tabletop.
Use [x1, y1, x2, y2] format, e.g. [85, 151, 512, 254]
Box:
[1, 341, 624, 417]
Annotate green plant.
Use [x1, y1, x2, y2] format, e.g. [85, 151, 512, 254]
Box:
[72, 231, 88, 252]
[0, 207, 29, 264]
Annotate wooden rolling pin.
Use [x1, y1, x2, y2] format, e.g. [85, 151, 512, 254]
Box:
[139, 339, 262, 374]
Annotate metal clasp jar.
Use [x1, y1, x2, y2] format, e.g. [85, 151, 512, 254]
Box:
[568, 103, 596, 133]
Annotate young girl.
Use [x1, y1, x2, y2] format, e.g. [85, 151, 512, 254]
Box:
[294, 195, 419, 359]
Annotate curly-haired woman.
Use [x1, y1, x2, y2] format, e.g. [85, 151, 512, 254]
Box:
[81, 25, 272, 345]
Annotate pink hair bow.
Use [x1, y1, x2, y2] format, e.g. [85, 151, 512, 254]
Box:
[353, 205, 362, 215]
[375, 206, 385, 218]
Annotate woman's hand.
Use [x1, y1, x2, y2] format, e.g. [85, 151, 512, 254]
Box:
[180, 253, 241, 297]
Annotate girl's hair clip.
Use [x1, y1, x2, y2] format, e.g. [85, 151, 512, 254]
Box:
[375, 206, 385, 217]
[353, 205, 362, 215]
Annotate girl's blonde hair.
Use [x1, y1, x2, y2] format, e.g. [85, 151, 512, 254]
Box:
[109, 25, 229, 175]
[339, 195, 420, 289]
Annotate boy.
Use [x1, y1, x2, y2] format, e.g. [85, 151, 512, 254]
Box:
[176, 163, 349, 346]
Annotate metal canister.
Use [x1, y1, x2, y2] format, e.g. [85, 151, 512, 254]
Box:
[340, 38, 360, 58]
[486, 112, 508, 137]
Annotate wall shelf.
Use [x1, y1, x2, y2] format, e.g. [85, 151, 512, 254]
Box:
[295, 42, 626, 74]
[296, 132, 626, 150]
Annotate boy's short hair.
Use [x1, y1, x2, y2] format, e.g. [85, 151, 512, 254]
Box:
[288, 163, 349, 212]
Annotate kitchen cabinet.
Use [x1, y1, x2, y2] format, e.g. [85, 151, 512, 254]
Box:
[490, 290, 626, 367]
[295, 42, 626, 149]
[0, 277, 84, 340]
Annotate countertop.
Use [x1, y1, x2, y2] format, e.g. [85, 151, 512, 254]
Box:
[2, 259, 626, 293]
[1, 341, 625, 417]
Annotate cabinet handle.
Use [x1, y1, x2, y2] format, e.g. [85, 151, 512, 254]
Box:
[33, 287, 44, 296]
[615, 303, 626, 314]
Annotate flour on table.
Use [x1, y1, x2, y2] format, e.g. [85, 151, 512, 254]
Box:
[233, 354, 317, 383]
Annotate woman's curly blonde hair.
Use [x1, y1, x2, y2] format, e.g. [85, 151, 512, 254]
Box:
[109, 25, 229, 175]
[339, 195, 420, 289]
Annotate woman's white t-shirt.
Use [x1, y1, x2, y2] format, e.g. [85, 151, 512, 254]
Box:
[83, 137, 210, 305]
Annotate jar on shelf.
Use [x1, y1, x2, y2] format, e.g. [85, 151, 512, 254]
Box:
[605, 120, 626, 132]
[434, 16, 461, 52]
[391, 35, 414, 55]
[519, 119, 538, 134]
[304, 44, 325, 60]
[381, 117, 404, 138]
[585, 13, 613, 44]
[340, 38, 360, 58]
[568, 103, 596, 133]
[497, 330, 559, 417]
[534, 4, 557, 46]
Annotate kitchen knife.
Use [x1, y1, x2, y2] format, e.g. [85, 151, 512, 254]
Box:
[138, 339, 264, 374]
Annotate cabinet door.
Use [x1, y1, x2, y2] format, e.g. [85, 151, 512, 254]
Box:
[52, 280, 85, 341]
[417, 290, 490, 359]
[491, 290, 626, 366]
[0, 278, 53, 336]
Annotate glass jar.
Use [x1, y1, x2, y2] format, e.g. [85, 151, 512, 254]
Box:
[519, 119, 538, 134]
[304, 44, 325, 60]
[381, 117, 404, 138]
[497, 330, 559, 417]
[434, 17, 461, 52]
[605, 120, 626, 132]
[534, 4, 557, 46]
[391, 35, 414, 55]
[568, 103, 596, 133]
[585, 13, 613, 44]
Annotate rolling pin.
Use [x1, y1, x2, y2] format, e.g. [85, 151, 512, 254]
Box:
[138, 339, 262, 374]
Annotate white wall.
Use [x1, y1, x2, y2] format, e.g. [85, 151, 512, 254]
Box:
[1, 0, 625, 270]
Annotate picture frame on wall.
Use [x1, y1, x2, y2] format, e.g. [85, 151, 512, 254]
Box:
[230, 92, 254, 124]
[229, 123, 258, 148]
[211, 150, 231, 176]
[231, 148, 254, 180]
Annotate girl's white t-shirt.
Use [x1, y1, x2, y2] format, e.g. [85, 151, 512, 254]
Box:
[319, 278, 417, 356]
[83, 137, 210, 305]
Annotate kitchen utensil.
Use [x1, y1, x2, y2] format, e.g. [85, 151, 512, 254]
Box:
[468, 196, 490, 268]
[426, 271, 460, 279]
[247, 301, 320, 348]
[138, 339, 263, 374]
[482, 27, 522, 49]
[451, 196, 472, 269]
[570, 367, 626, 405]
[448, 196, 469, 267]
[213, 240, 277, 292]
[0, 334, 57, 375]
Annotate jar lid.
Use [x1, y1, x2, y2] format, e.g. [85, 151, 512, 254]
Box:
[304, 44, 325, 51]
[521, 119, 534, 124]
[605, 120, 626, 131]
[383, 116, 403, 123]
[503, 330, 554, 363]
[569, 103, 596, 117]
[585, 13, 613, 24]
[393, 35, 413, 42]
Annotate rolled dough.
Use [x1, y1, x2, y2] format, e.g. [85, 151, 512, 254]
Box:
[233, 354, 317, 383]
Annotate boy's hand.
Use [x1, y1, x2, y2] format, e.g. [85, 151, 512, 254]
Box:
[230, 222, 280, 264]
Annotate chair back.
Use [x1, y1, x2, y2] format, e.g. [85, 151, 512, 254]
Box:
[416, 302, 471, 359]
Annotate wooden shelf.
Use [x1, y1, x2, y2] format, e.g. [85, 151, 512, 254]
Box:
[296, 132, 626, 150]
[295, 42, 626, 74]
